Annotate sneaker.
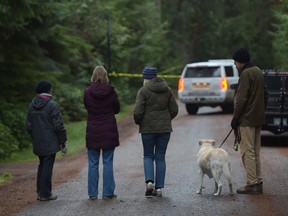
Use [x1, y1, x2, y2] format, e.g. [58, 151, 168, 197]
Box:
[152, 188, 162, 197]
[145, 182, 154, 196]
[102, 195, 117, 200]
[89, 196, 98, 200]
[38, 194, 58, 201]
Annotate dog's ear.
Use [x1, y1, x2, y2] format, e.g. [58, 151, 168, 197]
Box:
[199, 140, 203, 146]
[209, 139, 216, 146]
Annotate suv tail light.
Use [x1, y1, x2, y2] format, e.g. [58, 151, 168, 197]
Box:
[178, 78, 184, 91]
[220, 77, 228, 90]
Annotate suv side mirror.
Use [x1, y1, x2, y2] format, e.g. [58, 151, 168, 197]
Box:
[230, 84, 238, 90]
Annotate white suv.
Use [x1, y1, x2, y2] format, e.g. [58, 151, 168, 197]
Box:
[178, 59, 239, 114]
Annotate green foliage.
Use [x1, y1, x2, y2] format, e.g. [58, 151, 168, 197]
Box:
[1, 108, 31, 150]
[271, 0, 288, 70]
[111, 76, 141, 106]
[54, 84, 87, 122]
[65, 121, 86, 155]
[0, 0, 95, 104]
[111, 0, 171, 72]
[0, 172, 13, 186]
[0, 102, 31, 151]
[0, 0, 64, 102]
[0, 0, 287, 159]
[0, 123, 18, 160]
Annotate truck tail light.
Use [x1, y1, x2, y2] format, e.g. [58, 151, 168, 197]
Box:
[178, 78, 184, 91]
[221, 77, 228, 90]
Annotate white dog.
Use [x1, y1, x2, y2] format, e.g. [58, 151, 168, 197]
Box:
[196, 139, 233, 196]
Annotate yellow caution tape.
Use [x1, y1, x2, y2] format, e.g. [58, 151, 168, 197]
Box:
[109, 72, 180, 79]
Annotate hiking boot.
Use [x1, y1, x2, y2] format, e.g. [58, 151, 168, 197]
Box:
[145, 182, 154, 196]
[257, 182, 263, 193]
[102, 195, 117, 200]
[152, 188, 162, 197]
[236, 184, 263, 195]
[38, 194, 58, 201]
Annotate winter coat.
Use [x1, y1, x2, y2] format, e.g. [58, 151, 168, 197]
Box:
[234, 63, 268, 127]
[84, 82, 120, 150]
[133, 77, 178, 133]
[26, 94, 67, 156]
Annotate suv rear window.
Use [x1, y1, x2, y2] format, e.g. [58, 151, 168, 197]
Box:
[225, 66, 234, 77]
[184, 67, 221, 78]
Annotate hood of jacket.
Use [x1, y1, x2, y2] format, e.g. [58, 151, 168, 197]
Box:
[145, 77, 169, 93]
[32, 95, 52, 109]
[87, 82, 113, 99]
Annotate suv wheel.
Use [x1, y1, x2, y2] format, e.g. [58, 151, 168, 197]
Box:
[186, 104, 199, 115]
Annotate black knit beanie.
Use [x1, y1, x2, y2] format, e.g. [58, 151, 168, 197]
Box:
[232, 48, 251, 63]
[35, 80, 52, 94]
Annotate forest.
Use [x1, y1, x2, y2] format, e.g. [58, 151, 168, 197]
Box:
[0, 0, 287, 159]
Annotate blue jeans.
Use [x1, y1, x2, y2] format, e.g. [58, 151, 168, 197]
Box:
[37, 154, 56, 198]
[88, 148, 116, 197]
[141, 133, 171, 188]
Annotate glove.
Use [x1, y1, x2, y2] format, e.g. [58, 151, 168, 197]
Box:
[231, 118, 239, 130]
[233, 142, 239, 151]
[233, 128, 241, 151]
[60, 143, 68, 156]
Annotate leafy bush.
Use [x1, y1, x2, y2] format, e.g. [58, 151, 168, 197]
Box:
[55, 84, 87, 122]
[111, 76, 141, 106]
[0, 123, 18, 160]
[1, 108, 31, 150]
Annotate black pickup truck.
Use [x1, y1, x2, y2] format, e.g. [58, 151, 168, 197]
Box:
[262, 71, 288, 134]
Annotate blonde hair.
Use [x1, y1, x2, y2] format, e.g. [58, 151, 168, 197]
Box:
[143, 79, 151, 86]
[90, 66, 109, 83]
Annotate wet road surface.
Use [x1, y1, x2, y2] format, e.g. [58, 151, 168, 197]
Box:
[16, 103, 288, 216]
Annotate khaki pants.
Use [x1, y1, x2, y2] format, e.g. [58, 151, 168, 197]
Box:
[239, 126, 262, 185]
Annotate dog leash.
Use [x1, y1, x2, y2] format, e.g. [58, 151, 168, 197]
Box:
[218, 128, 233, 148]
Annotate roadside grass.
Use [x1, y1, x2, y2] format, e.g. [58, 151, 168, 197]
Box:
[0, 173, 13, 186]
[0, 104, 134, 164]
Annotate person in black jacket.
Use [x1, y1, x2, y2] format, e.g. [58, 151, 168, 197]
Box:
[26, 80, 67, 201]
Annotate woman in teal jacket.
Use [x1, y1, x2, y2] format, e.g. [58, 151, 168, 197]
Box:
[134, 66, 178, 197]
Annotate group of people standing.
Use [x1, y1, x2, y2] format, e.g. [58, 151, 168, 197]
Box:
[25, 48, 267, 201]
[83, 65, 178, 199]
[26, 64, 178, 201]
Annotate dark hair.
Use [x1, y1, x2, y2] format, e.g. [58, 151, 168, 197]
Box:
[232, 48, 250, 63]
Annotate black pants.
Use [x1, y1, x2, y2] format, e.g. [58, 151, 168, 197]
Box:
[37, 154, 56, 198]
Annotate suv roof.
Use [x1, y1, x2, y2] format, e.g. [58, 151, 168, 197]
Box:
[264, 71, 288, 76]
[184, 59, 235, 68]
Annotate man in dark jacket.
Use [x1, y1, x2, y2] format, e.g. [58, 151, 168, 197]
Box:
[26, 80, 67, 201]
[231, 48, 268, 195]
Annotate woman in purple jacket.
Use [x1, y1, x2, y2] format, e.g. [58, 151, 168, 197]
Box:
[84, 66, 120, 200]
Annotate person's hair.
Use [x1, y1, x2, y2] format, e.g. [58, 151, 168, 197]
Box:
[90, 66, 109, 83]
[143, 79, 151, 86]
